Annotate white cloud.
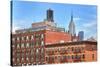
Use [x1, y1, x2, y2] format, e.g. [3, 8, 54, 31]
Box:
[83, 21, 97, 40]
[83, 20, 97, 28]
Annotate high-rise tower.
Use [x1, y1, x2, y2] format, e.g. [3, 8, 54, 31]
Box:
[78, 31, 84, 41]
[68, 12, 76, 36]
[47, 8, 54, 22]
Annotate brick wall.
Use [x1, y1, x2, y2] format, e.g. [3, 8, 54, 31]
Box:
[45, 30, 71, 45]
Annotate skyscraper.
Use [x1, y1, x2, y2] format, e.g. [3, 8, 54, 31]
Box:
[68, 12, 76, 36]
[47, 8, 54, 22]
[78, 31, 84, 41]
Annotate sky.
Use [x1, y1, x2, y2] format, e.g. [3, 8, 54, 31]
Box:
[12, 1, 97, 40]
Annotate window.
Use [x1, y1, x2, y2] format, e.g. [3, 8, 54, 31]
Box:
[81, 47, 84, 50]
[31, 35, 34, 40]
[21, 57, 24, 62]
[21, 43, 24, 48]
[72, 47, 74, 51]
[35, 34, 39, 38]
[58, 56, 61, 62]
[75, 47, 80, 53]
[67, 47, 70, 53]
[26, 52, 29, 57]
[72, 55, 75, 59]
[17, 58, 20, 62]
[22, 53, 24, 58]
[17, 53, 20, 57]
[36, 49, 39, 53]
[26, 36, 29, 40]
[41, 48, 44, 54]
[21, 36, 24, 41]
[12, 44, 15, 48]
[36, 49, 39, 62]
[26, 43, 29, 48]
[61, 48, 66, 54]
[36, 41, 39, 46]
[82, 54, 85, 59]
[31, 57, 34, 62]
[31, 49, 34, 55]
[17, 44, 20, 48]
[63, 56, 66, 61]
[41, 34, 44, 39]
[92, 54, 94, 60]
[31, 42, 34, 47]
[17, 37, 19, 41]
[35, 34, 41, 40]
[41, 41, 44, 46]
[75, 55, 81, 59]
[67, 55, 70, 59]
[12, 58, 15, 62]
[26, 57, 29, 61]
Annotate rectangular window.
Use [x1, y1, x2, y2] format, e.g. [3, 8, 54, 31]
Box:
[31, 57, 34, 62]
[12, 44, 15, 48]
[26, 52, 29, 57]
[26, 36, 29, 40]
[17, 58, 20, 62]
[31, 35, 34, 40]
[67, 47, 70, 53]
[82, 54, 85, 59]
[26, 57, 29, 61]
[36, 41, 40, 46]
[92, 54, 94, 60]
[41, 34, 44, 39]
[12, 58, 15, 62]
[41, 48, 44, 54]
[17, 53, 20, 58]
[17, 44, 20, 48]
[21, 36, 24, 41]
[21, 43, 24, 48]
[21, 57, 24, 62]
[72, 55, 75, 59]
[26, 43, 29, 48]
[22, 53, 24, 58]
[41, 41, 44, 46]
[36, 49, 39, 62]
[67, 55, 70, 59]
[31, 49, 34, 55]
[72, 47, 74, 51]
[31, 42, 34, 47]
[17, 37, 19, 41]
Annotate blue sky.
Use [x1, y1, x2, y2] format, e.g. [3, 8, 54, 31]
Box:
[12, 1, 97, 40]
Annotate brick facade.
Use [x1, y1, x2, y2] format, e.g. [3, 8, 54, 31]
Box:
[11, 30, 72, 66]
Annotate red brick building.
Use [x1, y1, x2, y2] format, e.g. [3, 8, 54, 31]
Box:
[45, 41, 97, 64]
[11, 30, 71, 66]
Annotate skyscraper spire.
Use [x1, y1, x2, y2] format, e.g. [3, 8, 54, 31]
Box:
[68, 11, 76, 36]
[71, 11, 73, 22]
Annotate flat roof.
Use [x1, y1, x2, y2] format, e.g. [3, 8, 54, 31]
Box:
[45, 41, 97, 48]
